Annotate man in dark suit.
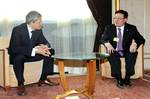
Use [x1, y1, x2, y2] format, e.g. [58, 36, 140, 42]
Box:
[8, 11, 59, 96]
[101, 10, 145, 88]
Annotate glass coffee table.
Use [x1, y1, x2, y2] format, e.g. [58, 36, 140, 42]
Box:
[53, 52, 109, 99]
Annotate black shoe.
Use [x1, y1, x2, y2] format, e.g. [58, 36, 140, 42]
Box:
[116, 80, 124, 89]
[17, 84, 27, 96]
[124, 80, 132, 86]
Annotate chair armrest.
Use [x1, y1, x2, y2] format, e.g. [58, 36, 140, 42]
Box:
[0, 48, 10, 87]
[99, 44, 107, 53]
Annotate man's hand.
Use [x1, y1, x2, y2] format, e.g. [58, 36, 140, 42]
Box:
[39, 44, 48, 50]
[104, 42, 115, 54]
[129, 40, 137, 53]
[35, 44, 51, 56]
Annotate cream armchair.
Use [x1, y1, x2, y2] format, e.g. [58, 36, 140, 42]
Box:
[0, 37, 43, 90]
[100, 44, 144, 79]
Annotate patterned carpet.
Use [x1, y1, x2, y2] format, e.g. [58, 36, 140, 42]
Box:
[0, 74, 150, 99]
[143, 71, 150, 82]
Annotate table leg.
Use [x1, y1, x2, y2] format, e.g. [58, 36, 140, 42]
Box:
[86, 60, 96, 96]
[56, 60, 96, 99]
[58, 60, 69, 91]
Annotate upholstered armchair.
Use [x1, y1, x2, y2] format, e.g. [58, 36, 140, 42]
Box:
[100, 44, 144, 79]
[0, 37, 43, 90]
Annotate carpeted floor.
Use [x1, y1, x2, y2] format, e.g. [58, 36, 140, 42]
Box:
[0, 74, 150, 99]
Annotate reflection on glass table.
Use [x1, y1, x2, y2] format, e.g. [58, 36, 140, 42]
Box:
[53, 52, 109, 60]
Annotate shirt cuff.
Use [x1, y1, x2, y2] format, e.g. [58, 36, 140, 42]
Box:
[31, 48, 38, 56]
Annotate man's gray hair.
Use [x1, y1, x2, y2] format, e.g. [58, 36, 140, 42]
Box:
[26, 11, 42, 24]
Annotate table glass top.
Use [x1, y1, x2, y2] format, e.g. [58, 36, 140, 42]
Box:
[52, 52, 109, 60]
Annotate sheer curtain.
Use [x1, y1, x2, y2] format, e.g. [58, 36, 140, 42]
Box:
[43, 18, 97, 74]
[0, 0, 97, 74]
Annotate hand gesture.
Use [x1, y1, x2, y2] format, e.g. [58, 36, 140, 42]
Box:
[105, 42, 115, 54]
[129, 39, 137, 53]
[35, 44, 51, 56]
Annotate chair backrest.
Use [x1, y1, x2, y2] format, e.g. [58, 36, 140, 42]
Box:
[0, 37, 10, 48]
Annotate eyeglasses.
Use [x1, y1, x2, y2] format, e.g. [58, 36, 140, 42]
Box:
[113, 17, 125, 20]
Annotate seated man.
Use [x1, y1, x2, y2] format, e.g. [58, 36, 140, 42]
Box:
[101, 10, 145, 89]
[8, 11, 59, 96]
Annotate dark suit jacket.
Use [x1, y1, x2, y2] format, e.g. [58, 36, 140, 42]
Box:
[8, 23, 51, 63]
[101, 23, 145, 52]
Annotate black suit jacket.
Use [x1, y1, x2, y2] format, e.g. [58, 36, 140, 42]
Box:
[8, 23, 50, 62]
[101, 23, 145, 52]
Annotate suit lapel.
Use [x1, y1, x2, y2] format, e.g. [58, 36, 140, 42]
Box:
[123, 24, 129, 47]
[23, 24, 31, 41]
[31, 30, 39, 45]
[112, 25, 117, 47]
[113, 26, 117, 37]
[22, 24, 35, 47]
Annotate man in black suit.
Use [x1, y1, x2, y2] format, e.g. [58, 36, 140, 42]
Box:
[8, 11, 59, 96]
[101, 10, 145, 88]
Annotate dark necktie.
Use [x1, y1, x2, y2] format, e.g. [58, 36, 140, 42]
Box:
[30, 31, 34, 47]
[30, 31, 34, 39]
[117, 28, 123, 56]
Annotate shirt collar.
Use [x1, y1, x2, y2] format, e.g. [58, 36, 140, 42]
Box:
[117, 25, 124, 30]
[27, 24, 34, 33]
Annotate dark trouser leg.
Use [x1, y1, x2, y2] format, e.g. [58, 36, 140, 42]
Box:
[13, 54, 54, 84]
[124, 51, 138, 81]
[39, 57, 54, 81]
[13, 55, 25, 85]
[24, 55, 54, 81]
[108, 51, 122, 80]
[24, 54, 54, 81]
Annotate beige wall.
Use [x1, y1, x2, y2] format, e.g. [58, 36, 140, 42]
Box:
[119, 0, 150, 69]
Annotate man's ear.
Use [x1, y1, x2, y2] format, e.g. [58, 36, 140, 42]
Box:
[124, 18, 128, 22]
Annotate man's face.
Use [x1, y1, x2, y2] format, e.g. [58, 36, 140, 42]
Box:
[30, 17, 43, 30]
[113, 13, 127, 27]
